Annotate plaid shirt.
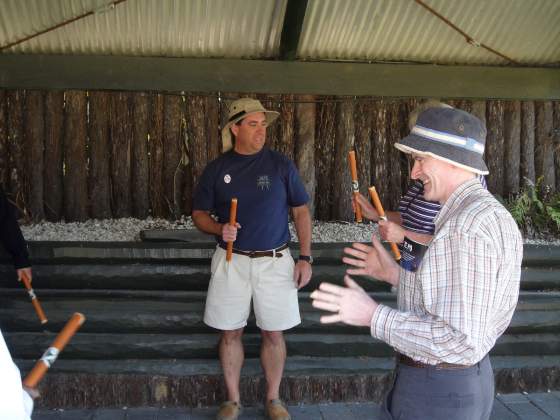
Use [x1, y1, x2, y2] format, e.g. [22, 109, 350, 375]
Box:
[371, 178, 523, 365]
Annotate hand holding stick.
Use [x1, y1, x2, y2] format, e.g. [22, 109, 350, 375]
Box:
[23, 312, 85, 388]
[368, 187, 401, 261]
[19, 271, 48, 325]
[348, 151, 362, 223]
[226, 198, 238, 262]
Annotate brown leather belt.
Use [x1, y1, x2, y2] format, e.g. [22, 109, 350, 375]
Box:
[397, 354, 472, 370]
[219, 243, 288, 258]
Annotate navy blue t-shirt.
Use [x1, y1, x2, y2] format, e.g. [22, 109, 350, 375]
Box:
[193, 147, 309, 251]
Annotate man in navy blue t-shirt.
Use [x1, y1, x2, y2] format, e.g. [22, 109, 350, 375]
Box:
[192, 98, 312, 420]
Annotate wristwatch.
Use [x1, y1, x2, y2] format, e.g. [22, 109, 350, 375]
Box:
[298, 255, 313, 265]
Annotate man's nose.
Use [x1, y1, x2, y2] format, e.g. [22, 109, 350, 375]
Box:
[411, 161, 421, 179]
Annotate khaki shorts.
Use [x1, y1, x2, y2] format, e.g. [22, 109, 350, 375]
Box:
[203, 245, 301, 331]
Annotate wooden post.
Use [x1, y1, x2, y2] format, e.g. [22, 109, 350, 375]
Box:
[535, 101, 555, 191]
[520, 101, 536, 186]
[295, 94, 316, 217]
[486, 100, 505, 196]
[43, 91, 64, 221]
[163, 94, 184, 219]
[314, 98, 336, 220]
[88, 91, 112, 219]
[63, 90, 88, 222]
[278, 94, 295, 161]
[504, 101, 521, 195]
[371, 100, 390, 207]
[387, 101, 402, 209]
[131, 92, 150, 218]
[355, 101, 372, 204]
[332, 100, 355, 221]
[0, 90, 7, 189]
[205, 95, 221, 162]
[110, 92, 133, 218]
[7, 90, 26, 212]
[554, 102, 560, 192]
[24, 90, 45, 221]
[149, 93, 165, 218]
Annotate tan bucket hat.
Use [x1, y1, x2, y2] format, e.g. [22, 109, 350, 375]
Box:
[221, 98, 280, 152]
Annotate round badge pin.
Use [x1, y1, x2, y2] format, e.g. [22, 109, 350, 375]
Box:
[224, 174, 231, 184]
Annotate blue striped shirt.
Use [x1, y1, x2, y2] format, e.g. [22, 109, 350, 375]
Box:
[398, 177, 487, 235]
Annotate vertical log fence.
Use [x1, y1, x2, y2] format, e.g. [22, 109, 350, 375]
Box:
[0, 88, 559, 222]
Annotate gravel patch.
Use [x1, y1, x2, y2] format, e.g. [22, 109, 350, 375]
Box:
[19, 217, 560, 245]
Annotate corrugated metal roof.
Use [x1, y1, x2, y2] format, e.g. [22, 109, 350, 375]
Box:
[0, 0, 558, 66]
[0, 0, 287, 58]
[298, 0, 560, 66]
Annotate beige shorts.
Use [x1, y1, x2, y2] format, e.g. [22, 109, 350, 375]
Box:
[203, 245, 301, 331]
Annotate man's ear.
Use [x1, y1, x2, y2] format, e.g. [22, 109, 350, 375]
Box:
[230, 123, 239, 137]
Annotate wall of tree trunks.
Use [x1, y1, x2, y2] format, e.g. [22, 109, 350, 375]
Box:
[0, 89, 559, 222]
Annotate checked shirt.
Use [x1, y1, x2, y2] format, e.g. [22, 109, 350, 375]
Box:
[371, 178, 523, 365]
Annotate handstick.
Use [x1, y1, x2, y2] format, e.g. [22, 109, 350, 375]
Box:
[20, 271, 48, 325]
[23, 312, 85, 388]
[368, 186, 401, 261]
[348, 150, 362, 222]
[226, 198, 238, 262]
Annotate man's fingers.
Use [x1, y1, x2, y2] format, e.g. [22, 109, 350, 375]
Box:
[342, 256, 367, 268]
[311, 300, 339, 313]
[318, 282, 346, 295]
[345, 267, 367, 276]
[344, 275, 361, 290]
[320, 314, 342, 324]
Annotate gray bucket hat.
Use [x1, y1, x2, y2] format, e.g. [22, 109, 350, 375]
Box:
[395, 107, 489, 175]
[221, 98, 280, 152]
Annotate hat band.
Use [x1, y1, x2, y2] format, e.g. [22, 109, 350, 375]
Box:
[228, 110, 247, 122]
[411, 125, 484, 155]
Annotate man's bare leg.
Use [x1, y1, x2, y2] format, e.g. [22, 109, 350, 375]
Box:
[260, 330, 286, 401]
[219, 328, 244, 402]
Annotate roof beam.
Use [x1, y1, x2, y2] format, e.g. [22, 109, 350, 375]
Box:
[279, 0, 308, 60]
[0, 54, 558, 100]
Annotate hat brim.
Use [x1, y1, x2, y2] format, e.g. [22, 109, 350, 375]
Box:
[395, 133, 489, 175]
[221, 110, 280, 152]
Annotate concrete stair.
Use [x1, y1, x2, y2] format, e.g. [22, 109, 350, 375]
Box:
[1, 240, 559, 408]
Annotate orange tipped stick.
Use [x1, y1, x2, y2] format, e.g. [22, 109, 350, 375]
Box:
[23, 312, 85, 388]
[368, 186, 401, 261]
[226, 198, 238, 262]
[348, 150, 362, 222]
[20, 272, 48, 325]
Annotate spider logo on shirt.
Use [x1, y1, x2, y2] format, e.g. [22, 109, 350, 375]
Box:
[257, 175, 271, 191]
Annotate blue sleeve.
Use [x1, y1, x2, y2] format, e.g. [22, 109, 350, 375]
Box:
[192, 163, 216, 211]
[285, 159, 309, 207]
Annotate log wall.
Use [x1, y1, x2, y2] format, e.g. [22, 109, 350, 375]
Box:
[0, 89, 559, 222]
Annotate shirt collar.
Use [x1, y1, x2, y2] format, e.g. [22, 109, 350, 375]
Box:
[434, 178, 483, 230]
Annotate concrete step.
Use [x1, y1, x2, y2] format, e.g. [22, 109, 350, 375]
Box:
[13, 356, 560, 409]
[1, 262, 558, 291]
[6, 332, 560, 360]
[1, 292, 559, 335]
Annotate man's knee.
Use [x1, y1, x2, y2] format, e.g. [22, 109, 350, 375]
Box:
[220, 328, 244, 345]
[261, 330, 284, 346]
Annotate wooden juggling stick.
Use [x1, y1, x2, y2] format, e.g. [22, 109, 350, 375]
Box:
[226, 198, 238, 262]
[368, 186, 401, 261]
[348, 150, 362, 222]
[20, 271, 48, 325]
[23, 312, 85, 388]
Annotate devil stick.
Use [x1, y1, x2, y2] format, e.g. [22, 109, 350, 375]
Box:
[226, 198, 238, 262]
[368, 186, 401, 261]
[23, 312, 85, 388]
[348, 150, 362, 222]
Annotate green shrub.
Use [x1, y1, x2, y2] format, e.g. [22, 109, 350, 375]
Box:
[506, 177, 560, 237]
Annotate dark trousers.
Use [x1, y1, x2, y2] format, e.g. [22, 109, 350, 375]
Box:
[379, 355, 494, 420]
